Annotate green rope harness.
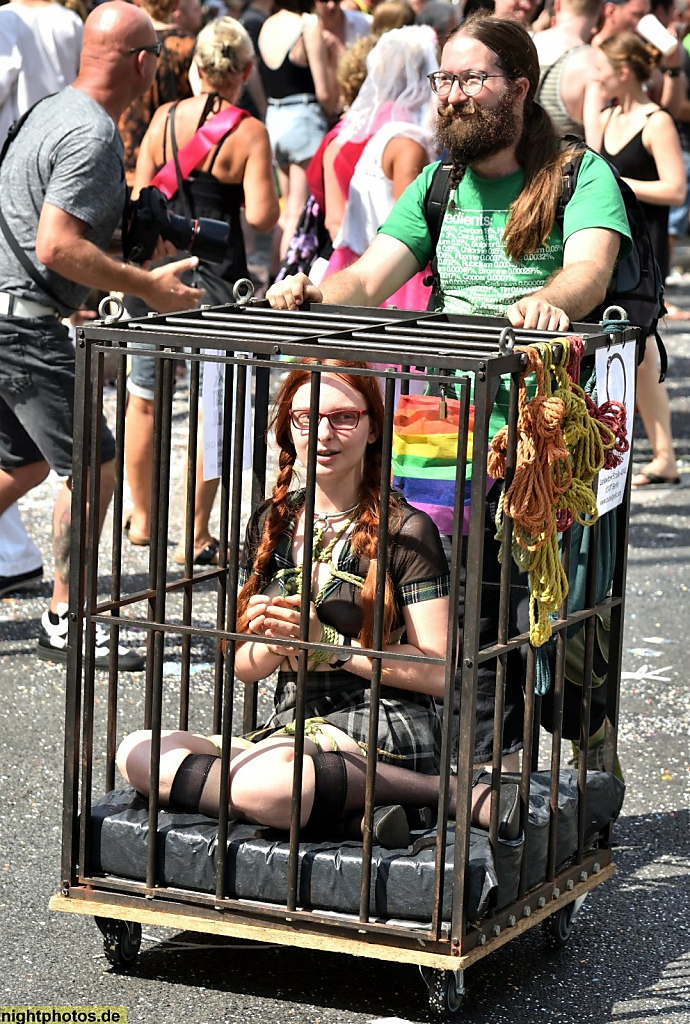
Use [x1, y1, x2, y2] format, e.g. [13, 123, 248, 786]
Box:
[267, 514, 365, 667]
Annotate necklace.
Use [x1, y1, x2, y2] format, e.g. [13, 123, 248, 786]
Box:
[313, 502, 359, 531]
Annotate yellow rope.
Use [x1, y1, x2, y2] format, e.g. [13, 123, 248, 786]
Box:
[488, 342, 607, 647]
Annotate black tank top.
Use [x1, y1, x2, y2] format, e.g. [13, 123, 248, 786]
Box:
[259, 33, 316, 100]
[165, 93, 248, 285]
[601, 107, 670, 281]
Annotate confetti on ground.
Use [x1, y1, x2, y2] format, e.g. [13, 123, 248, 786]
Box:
[620, 664, 673, 682]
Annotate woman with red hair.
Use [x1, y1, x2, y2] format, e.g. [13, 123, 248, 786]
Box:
[117, 361, 519, 845]
[232, 359, 450, 772]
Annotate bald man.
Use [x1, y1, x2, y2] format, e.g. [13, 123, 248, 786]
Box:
[0, 1, 203, 672]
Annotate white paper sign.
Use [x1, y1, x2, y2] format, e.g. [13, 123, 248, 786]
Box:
[201, 355, 253, 481]
[595, 340, 636, 515]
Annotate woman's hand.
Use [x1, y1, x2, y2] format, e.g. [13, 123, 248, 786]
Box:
[244, 593, 323, 660]
[261, 594, 323, 646]
[244, 593, 297, 658]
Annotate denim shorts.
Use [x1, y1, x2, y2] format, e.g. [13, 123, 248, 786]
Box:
[265, 97, 329, 170]
[127, 341, 199, 402]
[127, 341, 159, 401]
[0, 315, 116, 477]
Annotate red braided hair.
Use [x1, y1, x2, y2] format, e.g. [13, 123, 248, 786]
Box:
[236, 359, 403, 649]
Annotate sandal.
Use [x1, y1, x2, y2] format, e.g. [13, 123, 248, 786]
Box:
[631, 471, 680, 488]
[123, 516, 150, 547]
[173, 537, 220, 565]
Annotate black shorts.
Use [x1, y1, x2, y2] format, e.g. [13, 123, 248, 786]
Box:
[0, 315, 116, 476]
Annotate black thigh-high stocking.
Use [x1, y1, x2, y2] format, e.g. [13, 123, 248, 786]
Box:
[313, 752, 517, 836]
[168, 753, 222, 817]
[165, 750, 516, 839]
[334, 751, 457, 819]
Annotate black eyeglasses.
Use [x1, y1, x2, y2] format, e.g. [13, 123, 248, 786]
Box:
[428, 70, 509, 97]
[289, 409, 368, 432]
[129, 41, 163, 57]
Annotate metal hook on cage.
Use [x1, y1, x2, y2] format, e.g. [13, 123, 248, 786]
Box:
[233, 278, 255, 306]
[601, 304, 629, 341]
[498, 326, 516, 355]
[603, 304, 627, 323]
[97, 294, 125, 324]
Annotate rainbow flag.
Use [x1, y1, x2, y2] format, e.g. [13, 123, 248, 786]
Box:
[392, 394, 474, 536]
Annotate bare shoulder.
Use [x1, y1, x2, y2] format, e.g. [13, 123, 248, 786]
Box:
[302, 13, 322, 41]
[235, 115, 271, 146]
[573, 44, 598, 67]
[642, 104, 675, 132]
[149, 100, 176, 127]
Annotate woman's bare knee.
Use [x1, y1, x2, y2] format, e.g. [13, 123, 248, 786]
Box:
[116, 729, 220, 795]
[230, 743, 315, 829]
[116, 730, 153, 791]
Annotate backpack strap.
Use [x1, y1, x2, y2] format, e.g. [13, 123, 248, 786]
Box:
[425, 161, 455, 250]
[0, 95, 72, 316]
[168, 102, 191, 220]
[423, 161, 455, 305]
[556, 137, 587, 224]
[558, 141, 667, 376]
[0, 95, 53, 166]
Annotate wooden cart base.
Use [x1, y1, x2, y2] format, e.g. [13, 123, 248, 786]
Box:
[49, 862, 615, 973]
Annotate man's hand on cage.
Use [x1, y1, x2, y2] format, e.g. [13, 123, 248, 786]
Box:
[266, 273, 323, 310]
[144, 256, 206, 313]
[506, 296, 570, 333]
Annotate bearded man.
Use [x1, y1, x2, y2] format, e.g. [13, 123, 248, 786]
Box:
[267, 12, 631, 330]
[265, 14, 635, 771]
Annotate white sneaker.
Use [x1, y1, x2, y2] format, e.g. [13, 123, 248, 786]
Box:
[38, 602, 145, 671]
[665, 266, 689, 286]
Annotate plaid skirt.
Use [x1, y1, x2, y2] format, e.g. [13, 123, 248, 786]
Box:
[252, 668, 442, 774]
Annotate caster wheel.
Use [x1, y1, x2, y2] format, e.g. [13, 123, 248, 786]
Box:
[425, 968, 465, 1019]
[95, 917, 142, 969]
[541, 896, 585, 949]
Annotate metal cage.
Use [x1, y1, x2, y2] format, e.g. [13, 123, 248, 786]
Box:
[49, 300, 636, 1018]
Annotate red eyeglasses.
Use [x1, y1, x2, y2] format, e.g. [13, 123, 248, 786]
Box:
[289, 409, 368, 432]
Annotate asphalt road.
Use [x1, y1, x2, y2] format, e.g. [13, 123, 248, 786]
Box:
[0, 310, 688, 1024]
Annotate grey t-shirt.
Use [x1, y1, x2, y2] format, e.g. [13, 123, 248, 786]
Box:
[0, 86, 125, 312]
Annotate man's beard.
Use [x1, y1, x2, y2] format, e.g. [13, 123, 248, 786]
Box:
[435, 86, 521, 166]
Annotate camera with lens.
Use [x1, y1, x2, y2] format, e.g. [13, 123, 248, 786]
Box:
[122, 186, 230, 265]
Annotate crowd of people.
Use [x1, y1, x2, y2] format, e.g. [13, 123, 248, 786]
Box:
[0, 0, 686, 835]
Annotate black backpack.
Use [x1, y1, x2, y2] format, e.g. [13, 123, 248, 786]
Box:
[424, 144, 667, 376]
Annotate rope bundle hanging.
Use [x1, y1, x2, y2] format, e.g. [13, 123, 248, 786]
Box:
[551, 336, 611, 532]
[567, 335, 628, 468]
[488, 345, 570, 647]
[564, 337, 629, 472]
[487, 338, 622, 649]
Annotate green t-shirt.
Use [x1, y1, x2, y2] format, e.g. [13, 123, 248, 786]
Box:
[378, 150, 632, 317]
